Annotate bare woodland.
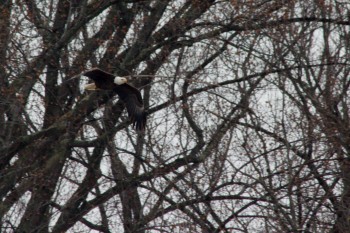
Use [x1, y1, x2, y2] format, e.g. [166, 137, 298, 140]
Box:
[1, 0, 350, 232]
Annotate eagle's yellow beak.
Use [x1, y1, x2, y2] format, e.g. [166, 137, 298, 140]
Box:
[84, 83, 97, 90]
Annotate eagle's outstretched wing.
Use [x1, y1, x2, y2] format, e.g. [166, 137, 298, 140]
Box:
[83, 68, 115, 90]
[114, 84, 147, 132]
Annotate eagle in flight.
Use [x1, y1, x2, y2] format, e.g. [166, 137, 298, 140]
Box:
[83, 68, 146, 132]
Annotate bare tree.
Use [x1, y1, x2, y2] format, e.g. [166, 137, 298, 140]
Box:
[1, 0, 350, 232]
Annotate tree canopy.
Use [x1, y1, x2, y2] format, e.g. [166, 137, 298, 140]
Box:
[1, 0, 350, 232]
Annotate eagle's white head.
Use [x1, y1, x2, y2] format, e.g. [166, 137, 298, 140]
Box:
[114, 76, 128, 85]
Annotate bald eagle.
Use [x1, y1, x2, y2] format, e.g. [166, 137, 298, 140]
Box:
[83, 68, 146, 132]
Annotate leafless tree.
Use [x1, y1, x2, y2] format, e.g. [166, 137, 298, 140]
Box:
[1, 0, 350, 232]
